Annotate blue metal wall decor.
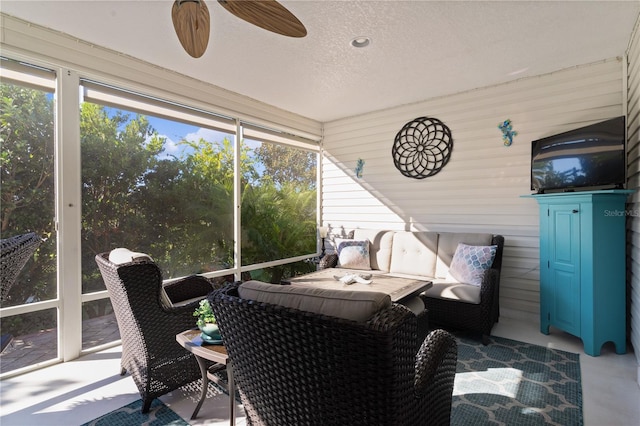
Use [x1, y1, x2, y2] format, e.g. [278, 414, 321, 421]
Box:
[392, 116, 453, 179]
[355, 158, 365, 178]
[498, 119, 517, 146]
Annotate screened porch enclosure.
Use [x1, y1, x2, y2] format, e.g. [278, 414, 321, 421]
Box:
[0, 58, 321, 377]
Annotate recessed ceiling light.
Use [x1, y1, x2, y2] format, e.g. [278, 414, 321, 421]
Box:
[351, 36, 371, 48]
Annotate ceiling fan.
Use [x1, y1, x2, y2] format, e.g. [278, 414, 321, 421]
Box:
[171, 0, 307, 58]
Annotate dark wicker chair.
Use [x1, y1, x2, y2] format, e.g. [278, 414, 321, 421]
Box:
[422, 235, 505, 345]
[1, 232, 42, 302]
[95, 251, 215, 413]
[209, 282, 458, 426]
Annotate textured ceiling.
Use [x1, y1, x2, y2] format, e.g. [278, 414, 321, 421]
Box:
[2, 1, 639, 122]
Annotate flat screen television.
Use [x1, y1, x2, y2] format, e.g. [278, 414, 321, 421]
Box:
[530, 116, 626, 193]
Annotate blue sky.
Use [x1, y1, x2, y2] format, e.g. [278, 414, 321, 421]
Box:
[100, 104, 264, 173]
[146, 115, 233, 159]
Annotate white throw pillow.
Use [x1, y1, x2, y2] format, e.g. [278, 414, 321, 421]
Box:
[446, 243, 497, 286]
[328, 230, 355, 253]
[336, 239, 371, 270]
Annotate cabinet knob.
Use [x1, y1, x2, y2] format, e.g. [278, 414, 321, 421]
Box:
[572, 209, 579, 213]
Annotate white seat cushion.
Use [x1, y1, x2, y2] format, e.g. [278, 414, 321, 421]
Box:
[422, 278, 481, 304]
[401, 295, 426, 315]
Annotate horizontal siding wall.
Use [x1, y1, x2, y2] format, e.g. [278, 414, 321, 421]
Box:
[626, 15, 640, 374]
[322, 58, 625, 319]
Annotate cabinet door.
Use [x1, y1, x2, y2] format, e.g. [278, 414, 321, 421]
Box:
[547, 204, 581, 336]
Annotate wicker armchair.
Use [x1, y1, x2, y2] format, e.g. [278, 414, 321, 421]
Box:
[95, 251, 215, 413]
[209, 282, 458, 426]
[1, 232, 42, 302]
[422, 235, 505, 345]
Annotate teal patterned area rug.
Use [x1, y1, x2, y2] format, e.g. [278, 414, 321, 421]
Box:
[84, 336, 582, 426]
[453, 334, 583, 425]
[81, 399, 188, 426]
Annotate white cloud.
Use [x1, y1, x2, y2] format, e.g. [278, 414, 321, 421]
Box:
[185, 128, 231, 144]
[162, 135, 179, 153]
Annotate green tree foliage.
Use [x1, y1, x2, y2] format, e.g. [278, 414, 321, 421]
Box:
[242, 143, 317, 282]
[0, 83, 56, 307]
[0, 84, 55, 233]
[81, 105, 163, 253]
[241, 178, 316, 282]
[255, 143, 316, 189]
[1, 81, 318, 328]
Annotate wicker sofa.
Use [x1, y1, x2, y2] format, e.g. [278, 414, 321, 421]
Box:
[210, 281, 458, 425]
[323, 229, 505, 344]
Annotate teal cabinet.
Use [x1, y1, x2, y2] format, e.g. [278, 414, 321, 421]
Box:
[525, 190, 632, 356]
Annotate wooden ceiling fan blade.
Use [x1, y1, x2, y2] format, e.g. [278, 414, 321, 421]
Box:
[217, 0, 307, 38]
[172, 0, 211, 58]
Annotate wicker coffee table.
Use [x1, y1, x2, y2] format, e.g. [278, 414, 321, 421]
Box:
[176, 329, 236, 424]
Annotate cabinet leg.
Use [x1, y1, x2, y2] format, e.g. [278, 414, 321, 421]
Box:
[614, 339, 626, 355]
[583, 336, 601, 357]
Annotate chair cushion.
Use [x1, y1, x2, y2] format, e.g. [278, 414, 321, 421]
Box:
[238, 280, 391, 322]
[446, 243, 497, 286]
[336, 239, 371, 270]
[108, 248, 153, 265]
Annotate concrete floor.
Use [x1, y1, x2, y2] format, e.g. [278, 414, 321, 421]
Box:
[0, 315, 639, 425]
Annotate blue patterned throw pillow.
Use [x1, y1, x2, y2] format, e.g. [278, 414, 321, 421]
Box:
[446, 243, 497, 286]
[336, 239, 371, 270]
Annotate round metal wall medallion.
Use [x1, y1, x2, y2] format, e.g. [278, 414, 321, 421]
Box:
[392, 117, 453, 179]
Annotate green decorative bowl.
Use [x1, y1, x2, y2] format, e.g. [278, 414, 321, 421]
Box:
[198, 323, 222, 344]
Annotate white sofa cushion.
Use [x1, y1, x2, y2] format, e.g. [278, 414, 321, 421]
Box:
[353, 229, 394, 271]
[435, 232, 493, 278]
[389, 232, 438, 278]
[238, 280, 391, 322]
[423, 278, 481, 304]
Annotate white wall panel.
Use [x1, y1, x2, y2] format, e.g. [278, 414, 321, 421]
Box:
[626, 15, 640, 373]
[323, 58, 625, 318]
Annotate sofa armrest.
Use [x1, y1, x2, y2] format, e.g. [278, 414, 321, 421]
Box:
[414, 329, 457, 398]
[481, 234, 504, 306]
[318, 253, 338, 269]
[479, 268, 499, 303]
[490, 235, 505, 272]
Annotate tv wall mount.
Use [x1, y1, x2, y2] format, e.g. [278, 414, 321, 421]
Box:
[392, 116, 453, 179]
